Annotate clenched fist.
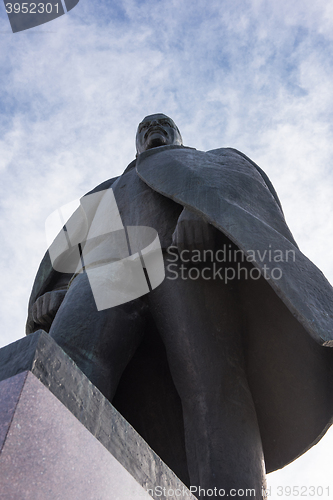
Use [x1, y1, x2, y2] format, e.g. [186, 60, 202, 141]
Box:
[32, 289, 67, 330]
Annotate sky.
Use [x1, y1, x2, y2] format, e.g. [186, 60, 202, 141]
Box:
[0, 0, 333, 498]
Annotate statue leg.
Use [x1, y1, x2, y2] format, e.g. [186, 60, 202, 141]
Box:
[147, 260, 266, 499]
[49, 272, 148, 401]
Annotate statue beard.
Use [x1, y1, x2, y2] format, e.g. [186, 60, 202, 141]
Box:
[146, 132, 168, 150]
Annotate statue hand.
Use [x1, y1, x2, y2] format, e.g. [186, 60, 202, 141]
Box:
[172, 208, 215, 253]
[32, 289, 67, 329]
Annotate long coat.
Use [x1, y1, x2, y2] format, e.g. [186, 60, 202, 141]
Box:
[27, 145, 333, 476]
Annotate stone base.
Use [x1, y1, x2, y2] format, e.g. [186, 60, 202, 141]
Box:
[0, 331, 196, 500]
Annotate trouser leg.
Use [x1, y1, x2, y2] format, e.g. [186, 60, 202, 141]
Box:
[148, 259, 265, 499]
[49, 272, 148, 401]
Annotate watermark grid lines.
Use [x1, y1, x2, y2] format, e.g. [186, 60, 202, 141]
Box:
[46, 189, 165, 311]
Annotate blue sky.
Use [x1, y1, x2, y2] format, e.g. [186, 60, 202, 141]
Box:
[0, 0, 333, 497]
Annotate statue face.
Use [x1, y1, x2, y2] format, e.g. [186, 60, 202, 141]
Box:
[136, 113, 183, 154]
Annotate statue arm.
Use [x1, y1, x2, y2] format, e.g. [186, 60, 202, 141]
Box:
[26, 204, 87, 334]
[26, 175, 121, 335]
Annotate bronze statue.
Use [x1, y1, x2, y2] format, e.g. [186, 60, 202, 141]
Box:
[27, 114, 333, 499]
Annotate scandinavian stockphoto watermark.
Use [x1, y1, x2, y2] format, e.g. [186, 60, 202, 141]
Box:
[141, 484, 331, 498]
[142, 485, 258, 497]
[3, 0, 80, 33]
[165, 245, 296, 282]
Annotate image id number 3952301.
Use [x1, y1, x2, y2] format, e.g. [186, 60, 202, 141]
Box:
[5, 3, 60, 14]
[276, 485, 330, 496]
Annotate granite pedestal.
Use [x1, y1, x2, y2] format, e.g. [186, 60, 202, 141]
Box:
[0, 331, 197, 500]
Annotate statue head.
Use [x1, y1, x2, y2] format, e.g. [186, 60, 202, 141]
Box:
[136, 113, 183, 155]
